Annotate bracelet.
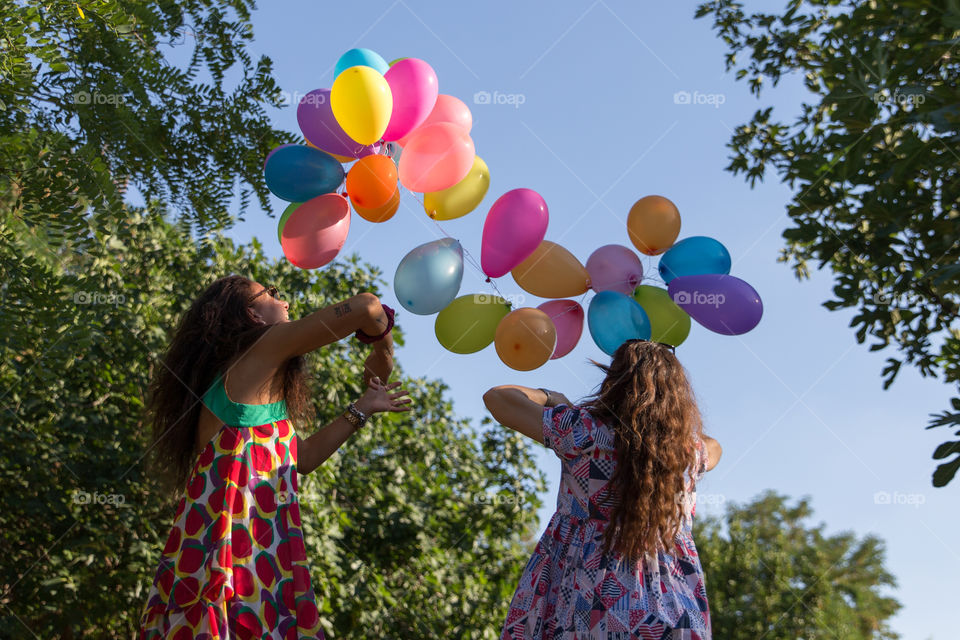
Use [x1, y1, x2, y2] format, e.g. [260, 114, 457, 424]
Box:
[355, 304, 395, 344]
[538, 388, 554, 407]
[342, 402, 368, 429]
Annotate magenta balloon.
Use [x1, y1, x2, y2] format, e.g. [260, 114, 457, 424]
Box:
[398, 122, 475, 192]
[667, 273, 763, 335]
[280, 193, 351, 269]
[397, 94, 473, 146]
[586, 244, 644, 294]
[538, 299, 584, 359]
[382, 58, 439, 142]
[297, 88, 379, 158]
[481, 188, 549, 278]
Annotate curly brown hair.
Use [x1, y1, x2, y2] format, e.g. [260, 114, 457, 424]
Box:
[145, 274, 315, 495]
[581, 339, 705, 561]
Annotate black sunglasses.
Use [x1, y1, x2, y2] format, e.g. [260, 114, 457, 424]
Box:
[625, 338, 676, 354]
[248, 285, 280, 304]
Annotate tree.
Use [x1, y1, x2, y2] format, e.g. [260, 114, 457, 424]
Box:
[694, 491, 902, 639]
[694, 0, 960, 485]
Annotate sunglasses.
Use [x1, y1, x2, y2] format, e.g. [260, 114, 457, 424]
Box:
[625, 338, 676, 354]
[248, 285, 280, 304]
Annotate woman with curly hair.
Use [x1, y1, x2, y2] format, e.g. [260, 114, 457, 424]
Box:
[138, 274, 411, 639]
[484, 339, 722, 639]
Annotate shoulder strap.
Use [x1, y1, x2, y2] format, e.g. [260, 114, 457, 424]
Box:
[202, 370, 289, 427]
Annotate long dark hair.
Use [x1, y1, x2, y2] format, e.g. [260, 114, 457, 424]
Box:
[145, 274, 315, 495]
[581, 340, 704, 561]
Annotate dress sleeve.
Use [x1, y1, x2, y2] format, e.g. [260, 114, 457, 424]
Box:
[542, 404, 597, 460]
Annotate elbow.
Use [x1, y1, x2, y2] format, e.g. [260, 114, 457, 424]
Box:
[482, 387, 503, 414]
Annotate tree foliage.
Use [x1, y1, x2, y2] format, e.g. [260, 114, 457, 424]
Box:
[695, 0, 960, 485]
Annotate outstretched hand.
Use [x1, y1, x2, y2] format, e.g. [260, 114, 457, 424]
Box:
[357, 377, 412, 415]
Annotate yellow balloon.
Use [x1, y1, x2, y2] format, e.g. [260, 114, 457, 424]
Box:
[330, 65, 393, 145]
[435, 294, 511, 354]
[511, 241, 589, 298]
[423, 155, 490, 221]
[495, 308, 557, 371]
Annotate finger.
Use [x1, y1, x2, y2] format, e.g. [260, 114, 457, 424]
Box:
[385, 381, 403, 390]
[389, 391, 410, 400]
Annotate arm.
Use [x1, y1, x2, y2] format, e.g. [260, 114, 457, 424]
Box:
[482, 385, 570, 445]
[702, 435, 722, 472]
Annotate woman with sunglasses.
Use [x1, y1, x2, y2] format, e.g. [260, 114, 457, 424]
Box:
[138, 274, 410, 639]
[484, 339, 722, 639]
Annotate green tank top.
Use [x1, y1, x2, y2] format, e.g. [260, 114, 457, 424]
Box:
[202, 369, 289, 427]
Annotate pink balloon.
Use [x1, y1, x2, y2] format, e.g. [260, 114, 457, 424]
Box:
[587, 244, 644, 294]
[481, 188, 549, 278]
[397, 94, 473, 146]
[538, 299, 584, 359]
[398, 123, 475, 193]
[280, 193, 351, 269]
[382, 59, 439, 142]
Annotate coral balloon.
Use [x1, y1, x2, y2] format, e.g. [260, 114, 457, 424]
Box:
[346, 154, 398, 209]
[398, 123, 475, 192]
[631, 285, 691, 347]
[423, 155, 490, 221]
[397, 94, 473, 146]
[331, 66, 393, 145]
[667, 274, 763, 335]
[280, 193, 351, 269]
[298, 89, 379, 159]
[435, 294, 511, 354]
[587, 291, 651, 356]
[264, 145, 345, 203]
[587, 244, 643, 294]
[481, 188, 549, 278]
[658, 236, 732, 284]
[495, 308, 557, 371]
[627, 195, 681, 256]
[394, 238, 464, 315]
[382, 58, 439, 141]
[511, 241, 589, 298]
[352, 188, 400, 223]
[537, 299, 584, 359]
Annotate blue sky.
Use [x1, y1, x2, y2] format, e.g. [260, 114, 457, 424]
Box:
[205, 1, 953, 637]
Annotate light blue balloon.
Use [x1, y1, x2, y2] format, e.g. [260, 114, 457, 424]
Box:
[587, 291, 651, 356]
[658, 236, 732, 284]
[394, 238, 464, 315]
[334, 48, 389, 78]
[264, 145, 345, 202]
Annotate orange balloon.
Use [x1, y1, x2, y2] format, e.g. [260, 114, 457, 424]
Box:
[352, 188, 400, 223]
[511, 241, 589, 298]
[346, 154, 398, 209]
[495, 308, 557, 371]
[627, 195, 681, 256]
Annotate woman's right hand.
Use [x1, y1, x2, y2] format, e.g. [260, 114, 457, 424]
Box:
[356, 376, 411, 415]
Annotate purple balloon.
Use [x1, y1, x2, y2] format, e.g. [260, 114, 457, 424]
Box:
[587, 244, 644, 294]
[481, 189, 549, 278]
[297, 88, 379, 158]
[667, 274, 762, 335]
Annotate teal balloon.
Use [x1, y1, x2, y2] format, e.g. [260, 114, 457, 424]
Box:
[658, 236, 732, 284]
[334, 48, 389, 78]
[264, 145, 345, 202]
[587, 291, 651, 356]
[394, 238, 464, 315]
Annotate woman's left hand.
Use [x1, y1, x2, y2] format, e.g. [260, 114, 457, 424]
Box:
[357, 377, 411, 415]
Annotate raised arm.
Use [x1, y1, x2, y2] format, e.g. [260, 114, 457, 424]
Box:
[483, 385, 571, 445]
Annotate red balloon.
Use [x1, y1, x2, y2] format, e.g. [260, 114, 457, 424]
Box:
[280, 193, 351, 269]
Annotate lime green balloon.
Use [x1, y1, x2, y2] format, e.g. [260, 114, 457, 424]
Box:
[632, 285, 691, 347]
[435, 294, 511, 354]
[277, 202, 302, 243]
[388, 57, 408, 67]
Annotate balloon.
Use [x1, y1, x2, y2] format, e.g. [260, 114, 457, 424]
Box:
[334, 48, 389, 78]
[277, 202, 301, 244]
[346, 154, 398, 209]
[264, 143, 295, 170]
[264, 145, 345, 202]
[423, 155, 489, 221]
[667, 274, 763, 335]
[280, 193, 351, 269]
[352, 188, 400, 223]
[388, 57, 408, 67]
[587, 244, 644, 294]
[383, 141, 403, 169]
[587, 291, 651, 356]
[495, 308, 557, 371]
[631, 285, 691, 347]
[537, 299, 584, 359]
[511, 241, 589, 298]
[331, 66, 393, 145]
[397, 94, 473, 146]
[435, 294, 511, 354]
[382, 58, 439, 141]
[481, 188, 549, 278]
[298, 89, 379, 159]
[394, 238, 464, 315]
[658, 236, 732, 284]
[398, 123, 474, 192]
[627, 195, 681, 256]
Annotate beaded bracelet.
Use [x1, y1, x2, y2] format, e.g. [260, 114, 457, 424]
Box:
[342, 402, 368, 429]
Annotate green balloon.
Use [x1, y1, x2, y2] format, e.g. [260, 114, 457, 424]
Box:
[277, 202, 302, 244]
[435, 294, 511, 354]
[632, 285, 691, 347]
[388, 57, 408, 67]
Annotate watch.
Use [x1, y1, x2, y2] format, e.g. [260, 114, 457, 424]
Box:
[343, 402, 368, 429]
